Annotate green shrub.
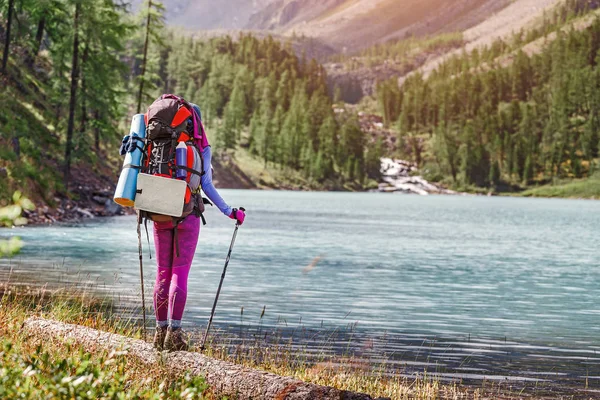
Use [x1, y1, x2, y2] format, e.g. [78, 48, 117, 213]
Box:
[0, 191, 35, 257]
[0, 341, 209, 399]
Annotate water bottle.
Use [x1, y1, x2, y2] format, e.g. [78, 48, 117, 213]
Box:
[176, 142, 187, 179]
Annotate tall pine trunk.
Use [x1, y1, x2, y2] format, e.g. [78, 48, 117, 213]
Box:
[136, 0, 152, 113]
[2, 0, 15, 74]
[33, 13, 47, 58]
[64, 2, 81, 190]
[80, 43, 89, 137]
[94, 110, 100, 152]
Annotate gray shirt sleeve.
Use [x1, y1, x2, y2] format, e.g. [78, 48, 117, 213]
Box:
[200, 146, 232, 217]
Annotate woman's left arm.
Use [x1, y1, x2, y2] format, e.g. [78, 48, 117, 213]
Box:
[200, 146, 245, 224]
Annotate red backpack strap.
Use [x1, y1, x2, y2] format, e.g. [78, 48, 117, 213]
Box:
[144, 142, 152, 169]
[186, 142, 194, 183]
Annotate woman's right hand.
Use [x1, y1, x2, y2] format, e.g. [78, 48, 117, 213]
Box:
[229, 208, 246, 225]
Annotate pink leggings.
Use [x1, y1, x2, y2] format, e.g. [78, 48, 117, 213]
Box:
[153, 215, 200, 322]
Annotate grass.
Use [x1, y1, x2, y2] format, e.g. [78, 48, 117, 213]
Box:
[0, 284, 215, 399]
[2, 267, 587, 399]
[199, 331, 475, 399]
[0, 278, 487, 400]
[226, 146, 352, 191]
[520, 173, 600, 199]
[230, 147, 308, 189]
[0, 63, 65, 204]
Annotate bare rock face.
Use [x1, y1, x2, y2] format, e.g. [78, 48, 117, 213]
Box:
[129, 0, 276, 30]
[247, 0, 346, 31]
[278, 0, 301, 26]
[23, 317, 387, 400]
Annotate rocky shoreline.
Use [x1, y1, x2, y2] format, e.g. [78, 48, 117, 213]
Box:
[22, 191, 129, 226]
[22, 177, 130, 226]
[20, 158, 458, 227]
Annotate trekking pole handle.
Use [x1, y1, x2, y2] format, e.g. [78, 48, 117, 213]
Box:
[236, 207, 245, 227]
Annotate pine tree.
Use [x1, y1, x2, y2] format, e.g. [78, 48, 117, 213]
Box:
[312, 150, 325, 181]
[318, 116, 337, 178]
[259, 105, 274, 166]
[339, 114, 365, 177]
[248, 109, 260, 156]
[136, 0, 165, 113]
[2, 0, 15, 73]
[377, 78, 402, 126]
[24, 0, 66, 64]
[63, 0, 81, 189]
[223, 67, 250, 142]
[523, 155, 533, 184]
[365, 137, 384, 180]
[221, 95, 241, 150]
[184, 80, 197, 103]
[79, 0, 131, 155]
[275, 69, 293, 111]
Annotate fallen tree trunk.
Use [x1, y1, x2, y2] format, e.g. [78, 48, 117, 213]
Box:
[23, 317, 386, 400]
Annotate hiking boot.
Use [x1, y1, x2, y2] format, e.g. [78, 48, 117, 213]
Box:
[164, 327, 189, 351]
[153, 325, 168, 350]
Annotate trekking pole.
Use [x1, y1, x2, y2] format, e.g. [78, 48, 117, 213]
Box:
[137, 211, 147, 341]
[200, 208, 245, 351]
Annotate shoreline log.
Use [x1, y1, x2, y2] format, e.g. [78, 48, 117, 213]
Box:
[23, 317, 387, 400]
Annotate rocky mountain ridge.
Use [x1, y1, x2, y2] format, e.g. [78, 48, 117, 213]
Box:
[138, 0, 520, 53]
[129, 0, 275, 30]
[400, 0, 565, 83]
[247, 0, 510, 51]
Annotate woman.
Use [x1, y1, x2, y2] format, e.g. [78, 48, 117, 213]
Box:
[152, 104, 245, 351]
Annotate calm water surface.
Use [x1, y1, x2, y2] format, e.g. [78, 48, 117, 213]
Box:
[3, 191, 600, 386]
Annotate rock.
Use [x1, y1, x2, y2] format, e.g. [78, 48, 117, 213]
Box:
[92, 195, 109, 205]
[74, 207, 95, 219]
[379, 158, 456, 195]
[381, 158, 417, 179]
[104, 199, 121, 216]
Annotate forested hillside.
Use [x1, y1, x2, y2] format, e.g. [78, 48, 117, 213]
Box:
[375, 0, 600, 192]
[0, 0, 379, 218]
[0, 0, 132, 219]
[4, 0, 600, 215]
[326, 33, 466, 103]
[150, 32, 381, 188]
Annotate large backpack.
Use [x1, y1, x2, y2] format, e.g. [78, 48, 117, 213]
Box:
[141, 95, 209, 255]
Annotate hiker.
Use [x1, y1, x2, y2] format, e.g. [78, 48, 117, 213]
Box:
[146, 96, 246, 351]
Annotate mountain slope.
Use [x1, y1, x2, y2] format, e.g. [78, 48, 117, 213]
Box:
[325, 0, 571, 102]
[246, 0, 345, 31]
[246, 0, 510, 50]
[401, 0, 564, 82]
[370, 1, 600, 193]
[130, 0, 275, 30]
